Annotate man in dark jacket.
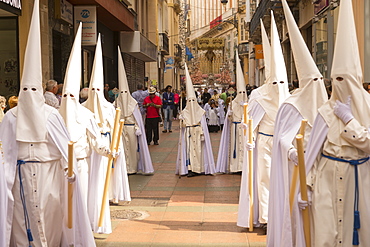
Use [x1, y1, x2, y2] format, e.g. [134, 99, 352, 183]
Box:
[162, 85, 175, 133]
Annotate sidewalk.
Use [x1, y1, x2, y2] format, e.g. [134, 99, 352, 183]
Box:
[96, 120, 267, 247]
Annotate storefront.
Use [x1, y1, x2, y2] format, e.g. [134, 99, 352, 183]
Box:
[0, 0, 21, 98]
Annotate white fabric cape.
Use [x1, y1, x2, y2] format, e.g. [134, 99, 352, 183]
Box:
[266, 103, 305, 247]
[0, 141, 7, 247]
[132, 105, 154, 173]
[176, 115, 215, 175]
[0, 105, 96, 247]
[215, 109, 232, 173]
[236, 100, 265, 227]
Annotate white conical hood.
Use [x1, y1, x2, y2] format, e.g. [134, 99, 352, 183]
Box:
[282, 0, 327, 125]
[82, 34, 108, 127]
[319, 0, 370, 146]
[231, 51, 248, 121]
[59, 23, 83, 142]
[261, 19, 271, 82]
[116, 46, 137, 118]
[16, 0, 46, 142]
[256, 11, 290, 120]
[182, 63, 205, 126]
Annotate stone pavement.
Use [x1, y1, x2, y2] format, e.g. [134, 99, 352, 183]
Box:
[96, 120, 267, 247]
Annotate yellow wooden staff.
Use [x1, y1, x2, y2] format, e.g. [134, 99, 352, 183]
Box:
[289, 119, 307, 213]
[296, 134, 311, 247]
[112, 119, 125, 174]
[243, 103, 254, 232]
[98, 108, 122, 227]
[67, 141, 74, 229]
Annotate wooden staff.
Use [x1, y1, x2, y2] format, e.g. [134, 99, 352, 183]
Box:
[67, 141, 74, 229]
[112, 120, 125, 173]
[296, 134, 311, 247]
[248, 118, 254, 232]
[98, 108, 121, 227]
[289, 119, 307, 213]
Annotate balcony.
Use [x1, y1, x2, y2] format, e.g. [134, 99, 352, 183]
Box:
[159, 33, 169, 55]
[238, 42, 249, 55]
[120, 31, 157, 62]
[249, 0, 274, 37]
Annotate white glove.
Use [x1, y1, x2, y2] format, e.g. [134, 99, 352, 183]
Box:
[135, 129, 142, 136]
[298, 190, 312, 210]
[246, 142, 255, 151]
[64, 170, 76, 183]
[288, 148, 298, 166]
[239, 101, 245, 106]
[112, 148, 121, 158]
[333, 96, 354, 124]
[242, 122, 248, 130]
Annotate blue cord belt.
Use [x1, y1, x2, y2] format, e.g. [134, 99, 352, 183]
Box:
[124, 124, 135, 126]
[101, 132, 114, 167]
[321, 153, 369, 246]
[17, 160, 41, 247]
[232, 122, 241, 159]
[258, 132, 273, 137]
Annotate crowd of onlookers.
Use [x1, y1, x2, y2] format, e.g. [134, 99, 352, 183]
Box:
[0, 77, 338, 135]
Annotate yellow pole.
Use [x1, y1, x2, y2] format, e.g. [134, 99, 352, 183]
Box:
[289, 119, 307, 214]
[98, 108, 121, 227]
[112, 120, 125, 173]
[67, 141, 74, 229]
[248, 118, 254, 232]
[296, 134, 311, 247]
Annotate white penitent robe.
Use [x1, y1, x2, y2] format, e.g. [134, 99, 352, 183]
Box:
[122, 106, 154, 174]
[85, 102, 131, 234]
[267, 103, 310, 247]
[237, 100, 268, 227]
[305, 113, 370, 247]
[216, 108, 246, 173]
[176, 116, 215, 175]
[0, 142, 7, 247]
[0, 105, 95, 247]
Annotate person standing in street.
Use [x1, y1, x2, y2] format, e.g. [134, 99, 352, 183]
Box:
[132, 84, 149, 120]
[162, 85, 175, 133]
[44, 79, 60, 109]
[144, 87, 162, 145]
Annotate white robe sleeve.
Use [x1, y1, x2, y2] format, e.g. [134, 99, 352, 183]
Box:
[341, 118, 370, 154]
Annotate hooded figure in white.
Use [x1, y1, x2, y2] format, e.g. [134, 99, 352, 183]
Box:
[0, 1, 95, 246]
[176, 63, 215, 176]
[238, 12, 290, 228]
[59, 23, 111, 208]
[304, 0, 370, 246]
[216, 51, 249, 173]
[266, 0, 328, 246]
[82, 35, 131, 234]
[115, 46, 154, 174]
[248, 19, 271, 105]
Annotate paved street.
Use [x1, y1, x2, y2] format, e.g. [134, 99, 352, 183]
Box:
[96, 120, 267, 247]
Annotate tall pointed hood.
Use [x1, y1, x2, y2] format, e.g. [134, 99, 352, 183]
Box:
[116, 46, 137, 118]
[83, 34, 108, 127]
[282, 0, 327, 125]
[182, 63, 205, 126]
[261, 19, 271, 82]
[319, 0, 370, 144]
[256, 11, 290, 119]
[16, 0, 46, 142]
[231, 51, 248, 121]
[59, 23, 83, 142]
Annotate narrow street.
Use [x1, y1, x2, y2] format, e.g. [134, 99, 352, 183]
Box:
[96, 120, 266, 247]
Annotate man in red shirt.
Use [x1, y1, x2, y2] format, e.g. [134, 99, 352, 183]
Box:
[143, 87, 163, 145]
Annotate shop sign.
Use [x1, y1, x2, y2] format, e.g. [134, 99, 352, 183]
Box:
[0, 0, 21, 15]
[0, 0, 21, 9]
[74, 6, 97, 46]
[255, 44, 263, 59]
[55, 0, 73, 25]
